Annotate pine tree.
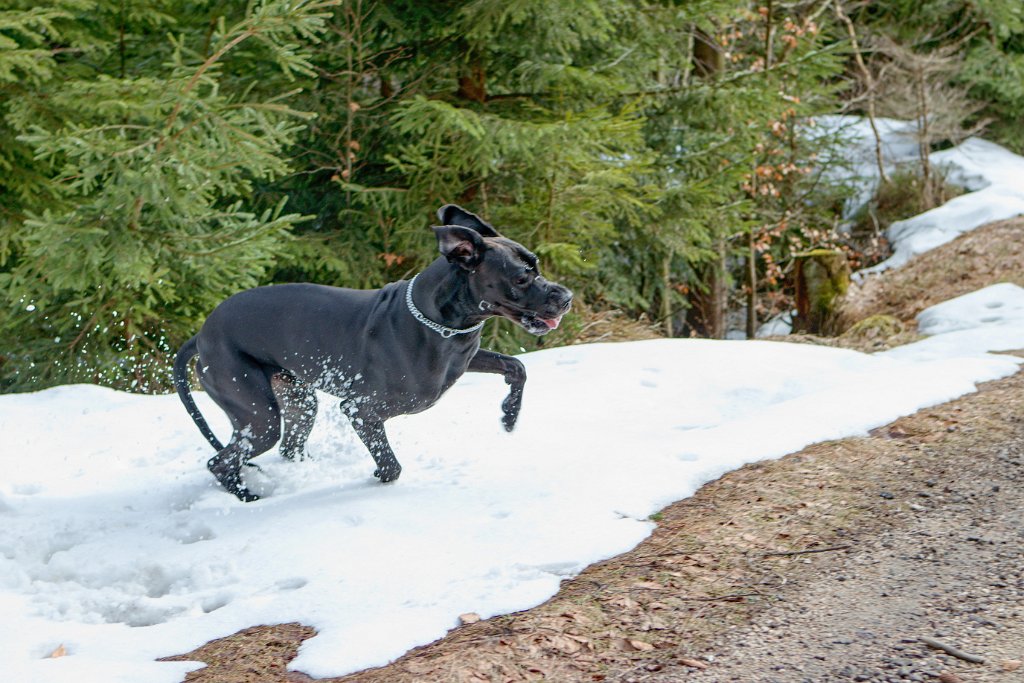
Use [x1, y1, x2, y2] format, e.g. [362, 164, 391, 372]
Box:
[7, 0, 1014, 391]
[271, 0, 665, 353]
[0, 0, 336, 390]
[271, 0, 850, 344]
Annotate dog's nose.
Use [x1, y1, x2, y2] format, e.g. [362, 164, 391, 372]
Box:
[550, 285, 573, 312]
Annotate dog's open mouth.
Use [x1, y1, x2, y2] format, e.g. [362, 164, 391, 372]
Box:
[520, 313, 563, 336]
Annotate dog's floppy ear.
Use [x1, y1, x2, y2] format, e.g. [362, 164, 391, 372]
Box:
[433, 225, 487, 269]
[436, 204, 501, 237]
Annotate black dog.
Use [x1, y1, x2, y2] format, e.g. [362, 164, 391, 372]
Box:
[174, 204, 573, 501]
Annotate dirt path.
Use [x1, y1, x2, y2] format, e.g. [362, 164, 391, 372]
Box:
[683, 371, 1024, 683]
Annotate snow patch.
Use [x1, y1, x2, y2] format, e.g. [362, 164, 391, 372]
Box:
[883, 284, 1024, 362]
[814, 115, 922, 219]
[916, 283, 1024, 336]
[813, 117, 1024, 278]
[858, 135, 1024, 275]
[756, 310, 796, 338]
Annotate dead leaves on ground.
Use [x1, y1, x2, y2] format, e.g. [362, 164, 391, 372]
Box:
[679, 657, 709, 669]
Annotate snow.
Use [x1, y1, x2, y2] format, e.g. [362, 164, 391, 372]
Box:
[814, 115, 923, 218]
[875, 183, 1024, 272]
[884, 284, 1024, 362]
[3, 286, 1024, 682]
[932, 137, 1024, 192]
[916, 282, 1024, 336]
[870, 137, 1024, 271]
[755, 119, 1024, 339]
[756, 309, 795, 338]
[815, 116, 1024, 276]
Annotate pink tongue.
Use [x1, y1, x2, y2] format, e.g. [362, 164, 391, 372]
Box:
[542, 315, 562, 329]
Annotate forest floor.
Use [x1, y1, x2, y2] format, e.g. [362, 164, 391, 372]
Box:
[164, 218, 1024, 683]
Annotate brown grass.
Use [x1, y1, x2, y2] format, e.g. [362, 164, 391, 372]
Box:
[571, 305, 664, 345]
[837, 216, 1024, 330]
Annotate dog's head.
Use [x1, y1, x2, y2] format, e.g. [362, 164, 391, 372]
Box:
[433, 204, 573, 336]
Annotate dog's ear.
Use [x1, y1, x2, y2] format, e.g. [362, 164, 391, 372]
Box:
[433, 225, 487, 269]
[436, 204, 501, 237]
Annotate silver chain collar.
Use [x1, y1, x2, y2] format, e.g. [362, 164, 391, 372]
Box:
[405, 274, 486, 339]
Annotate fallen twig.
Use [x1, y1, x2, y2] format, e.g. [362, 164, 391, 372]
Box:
[677, 592, 762, 602]
[609, 583, 763, 602]
[920, 636, 985, 664]
[763, 544, 852, 557]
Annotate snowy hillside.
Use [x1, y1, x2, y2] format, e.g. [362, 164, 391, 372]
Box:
[3, 284, 1024, 682]
[816, 116, 1024, 275]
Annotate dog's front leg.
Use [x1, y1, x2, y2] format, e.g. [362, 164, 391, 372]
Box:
[350, 418, 402, 483]
[468, 349, 526, 432]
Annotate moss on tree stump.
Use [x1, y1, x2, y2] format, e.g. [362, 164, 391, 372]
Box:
[794, 249, 850, 335]
[837, 314, 919, 351]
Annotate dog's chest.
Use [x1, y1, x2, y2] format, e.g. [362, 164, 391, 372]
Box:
[391, 341, 477, 413]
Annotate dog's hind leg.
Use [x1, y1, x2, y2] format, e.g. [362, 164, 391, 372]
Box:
[207, 442, 267, 502]
[200, 362, 282, 502]
[350, 419, 402, 483]
[273, 373, 318, 461]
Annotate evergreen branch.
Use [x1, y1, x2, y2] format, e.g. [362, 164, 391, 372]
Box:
[166, 215, 305, 257]
[222, 100, 314, 118]
[486, 44, 841, 103]
[67, 300, 115, 353]
[159, 29, 256, 148]
[73, 124, 152, 133]
[159, 1, 336, 147]
[109, 136, 160, 159]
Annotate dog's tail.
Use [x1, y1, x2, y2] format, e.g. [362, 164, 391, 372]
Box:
[174, 335, 224, 451]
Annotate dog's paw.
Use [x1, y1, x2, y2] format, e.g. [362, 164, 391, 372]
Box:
[373, 462, 402, 483]
[279, 448, 312, 462]
[501, 412, 518, 432]
[234, 488, 261, 503]
[501, 392, 522, 432]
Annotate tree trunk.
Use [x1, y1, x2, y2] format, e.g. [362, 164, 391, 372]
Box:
[662, 251, 674, 337]
[793, 250, 850, 335]
[914, 65, 934, 208]
[709, 236, 727, 339]
[457, 59, 487, 103]
[833, 0, 888, 184]
[746, 231, 757, 338]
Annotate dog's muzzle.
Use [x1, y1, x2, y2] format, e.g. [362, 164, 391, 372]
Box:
[518, 286, 573, 336]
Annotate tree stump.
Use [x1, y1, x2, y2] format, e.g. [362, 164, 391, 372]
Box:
[793, 250, 850, 335]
